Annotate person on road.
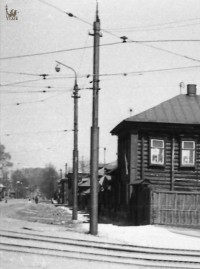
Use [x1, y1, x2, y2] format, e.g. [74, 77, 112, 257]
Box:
[35, 196, 38, 204]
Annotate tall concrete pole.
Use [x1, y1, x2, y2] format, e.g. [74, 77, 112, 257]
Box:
[55, 61, 79, 220]
[90, 4, 101, 235]
[72, 81, 79, 220]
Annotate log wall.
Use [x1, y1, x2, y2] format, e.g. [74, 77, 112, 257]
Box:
[136, 134, 200, 191]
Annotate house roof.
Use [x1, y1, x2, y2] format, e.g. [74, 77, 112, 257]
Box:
[78, 178, 90, 187]
[111, 91, 200, 134]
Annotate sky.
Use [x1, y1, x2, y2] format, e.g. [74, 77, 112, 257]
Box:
[0, 0, 200, 173]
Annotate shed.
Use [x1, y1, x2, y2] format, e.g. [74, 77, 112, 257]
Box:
[111, 84, 200, 227]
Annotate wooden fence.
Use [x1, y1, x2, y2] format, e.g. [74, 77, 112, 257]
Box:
[151, 190, 200, 226]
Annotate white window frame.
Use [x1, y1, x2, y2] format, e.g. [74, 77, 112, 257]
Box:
[181, 140, 196, 167]
[150, 139, 165, 166]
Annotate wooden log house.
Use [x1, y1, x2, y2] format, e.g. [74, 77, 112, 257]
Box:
[111, 84, 200, 227]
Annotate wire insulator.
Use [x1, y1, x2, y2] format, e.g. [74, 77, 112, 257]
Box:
[67, 12, 74, 17]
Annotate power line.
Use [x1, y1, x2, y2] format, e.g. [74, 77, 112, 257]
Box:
[0, 86, 89, 94]
[1, 39, 200, 61]
[4, 129, 72, 136]
[0, 70, 82, 78]
[0, 42, 125, 60]
[101, 29, 200, 64]
[138, 40, 200, 43]
[36, 0, 92, 26]
[107, 17, 200, 31]
[107, 22, 200, 33]
[0, 75, 88, 87]
[1, 92, 66, 107]
[0, 89, 71, 94]
[0, 85, 68, 89]
[118, 22, 200, 33]
[0, 71, 43, 76]
[98, 65, 200, 77]
[137, 43, 200, 63]
[0, 78, 43, 87]
[33, 1, 200, 64]
[1, 65, 200, 91]
[37, 0, 200, 33]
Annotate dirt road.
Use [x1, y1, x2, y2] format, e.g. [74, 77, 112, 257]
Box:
[1, 199, 200, 269]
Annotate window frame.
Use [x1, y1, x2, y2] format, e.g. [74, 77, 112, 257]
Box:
[149, 138, 165, 167]
[180, 139, 196, 168]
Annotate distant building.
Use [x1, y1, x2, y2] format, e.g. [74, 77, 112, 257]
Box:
[111, 84, 200, 227]
[0, 184, 6, 200]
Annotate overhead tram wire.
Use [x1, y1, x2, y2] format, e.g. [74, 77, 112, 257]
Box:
[0, 78, 44, 87]
[0, 75, 88, 88]
[4, 129, 72, 136]
[35, 1, 200, 64]
[107, 17, 200, 31]
[0, 70, 86, 79]
[100, 28, 200, 64]
[0, 85, 71, 89]
[0, 42, 123, 61]
[0, 71, 45, 76]
[1, 39, 200, 61]
[0, 74, 90, 88]
[37, 0, 200, 31]
[1, 2, 200, 61]
[107, 21, 200, 33]
[1, 91, 67, 107]
[1, 65, 200, 90]
[98, 65, 200, 78]
[117, 22, 200, 33]
[1, 89, 72, 94]
[1, 86, 90, 94]
[36, 0, 92, 26]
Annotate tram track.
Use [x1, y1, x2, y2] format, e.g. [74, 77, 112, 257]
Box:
[0, 228, 200, 268]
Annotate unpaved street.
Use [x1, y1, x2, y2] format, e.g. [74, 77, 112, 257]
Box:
[0, 199, 138, 269]
[1, 199, 200, 269]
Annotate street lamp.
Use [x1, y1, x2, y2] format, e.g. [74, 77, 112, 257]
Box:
[16, 181, 22, 198]
[55, 61, 79, 220]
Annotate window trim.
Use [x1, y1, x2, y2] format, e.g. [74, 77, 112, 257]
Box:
[149, 138, 165, 167]
[180, 139, 196, 168]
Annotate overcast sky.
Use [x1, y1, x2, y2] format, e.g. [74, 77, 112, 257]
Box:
[0, 0, 200, 172]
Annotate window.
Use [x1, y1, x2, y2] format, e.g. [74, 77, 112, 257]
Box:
[181, 140, 195, 167]
[150, 139, 165, 165]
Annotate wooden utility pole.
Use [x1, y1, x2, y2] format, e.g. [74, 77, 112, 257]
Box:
[90, 4, 101, 235]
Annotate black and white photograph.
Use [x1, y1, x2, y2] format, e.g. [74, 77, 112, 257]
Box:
[0, 0, 200, 268]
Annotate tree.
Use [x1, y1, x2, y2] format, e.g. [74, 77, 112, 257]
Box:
[40, 164, 58, 199]
[0, 143, 13, 187]
[22, 168, 44, 193]
[11, 166, 59, 199]
[79, 157, 90, 173]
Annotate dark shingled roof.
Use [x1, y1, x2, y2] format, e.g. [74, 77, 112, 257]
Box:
[126, 94, 200, 124]
[111, 92, 200, 134]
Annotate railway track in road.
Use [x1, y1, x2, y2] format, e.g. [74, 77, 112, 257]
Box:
[0, 228, 200, 268]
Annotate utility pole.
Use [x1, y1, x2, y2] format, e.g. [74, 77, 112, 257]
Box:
[59, 169, 62, 179]
[55, 61, 79, 220]
[90, 3, 101, 235]
[104, 147, 106, 167]
[72, 82, 79, 220]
